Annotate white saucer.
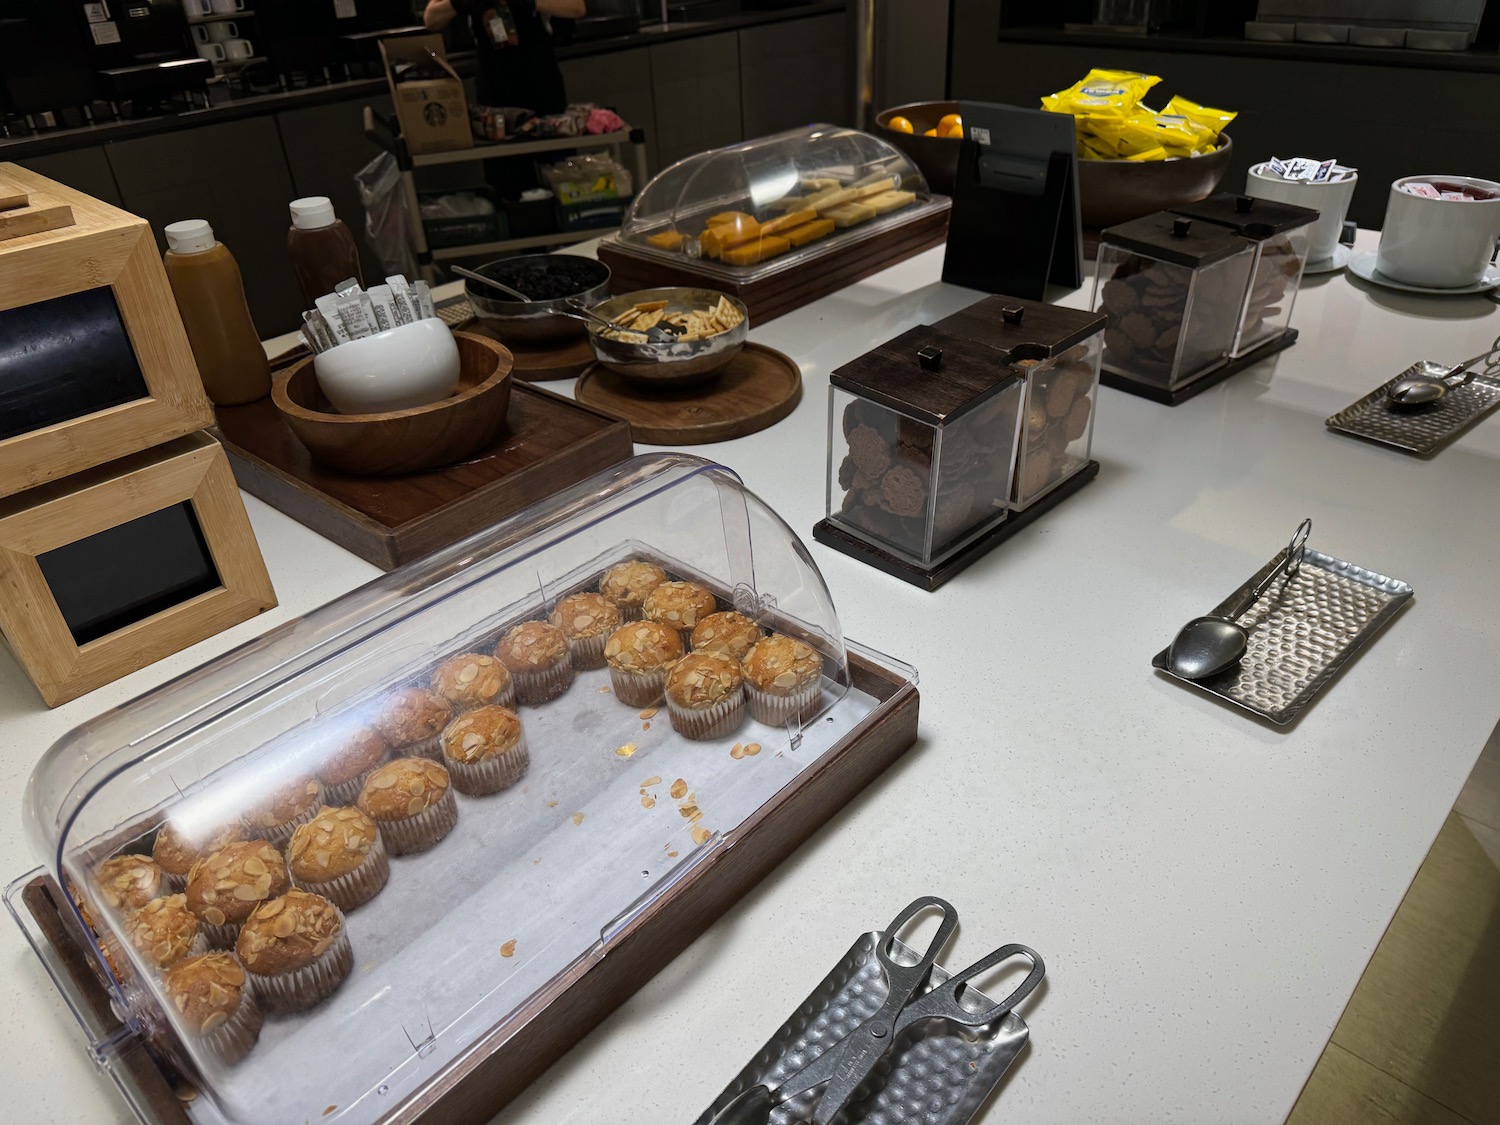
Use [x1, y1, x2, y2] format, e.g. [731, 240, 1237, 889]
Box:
[1348, 250, 1500, 295]
[1302, 244, 1351, 275]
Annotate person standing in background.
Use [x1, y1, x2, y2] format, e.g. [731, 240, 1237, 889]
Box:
[422, 0, 585, 115]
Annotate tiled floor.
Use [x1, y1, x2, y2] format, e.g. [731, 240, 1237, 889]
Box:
[1287, 721, 1500, 1125]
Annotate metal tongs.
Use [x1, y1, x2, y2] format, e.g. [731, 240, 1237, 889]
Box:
[700, 897, 1045, 1125]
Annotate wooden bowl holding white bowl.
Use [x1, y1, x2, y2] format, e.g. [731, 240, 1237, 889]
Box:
[273, 331, 513, 476]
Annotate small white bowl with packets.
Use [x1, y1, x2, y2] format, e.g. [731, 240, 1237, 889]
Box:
[302, 276, 460, 414]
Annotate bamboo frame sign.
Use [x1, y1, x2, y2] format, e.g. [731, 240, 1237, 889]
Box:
[0, 433, 276, 707]
[0, 162, 212, 499]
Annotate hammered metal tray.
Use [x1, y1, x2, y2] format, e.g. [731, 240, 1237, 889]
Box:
[1325, 372, 1500, 456]
[696, 933, 1030, 1124]
[1153, 547, 1414, 725]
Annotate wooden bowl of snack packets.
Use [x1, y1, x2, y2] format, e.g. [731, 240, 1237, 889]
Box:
[585, 287, 749, 384]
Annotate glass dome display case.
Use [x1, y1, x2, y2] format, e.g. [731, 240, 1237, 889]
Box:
[597, 125, 952, 324]
[7, 454, 919, 1125]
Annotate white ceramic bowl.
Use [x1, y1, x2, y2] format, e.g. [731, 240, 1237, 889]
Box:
[313, 318, 461, 414]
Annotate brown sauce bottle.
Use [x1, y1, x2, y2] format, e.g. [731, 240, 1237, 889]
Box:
[287, 196, 364, 308]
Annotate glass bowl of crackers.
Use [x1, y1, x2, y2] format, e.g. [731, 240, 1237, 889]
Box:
[584, 287, 750, 384]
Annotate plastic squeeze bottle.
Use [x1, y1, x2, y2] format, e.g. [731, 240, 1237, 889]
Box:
[287, 195, 364, 308]
[162, 219, 272, 406]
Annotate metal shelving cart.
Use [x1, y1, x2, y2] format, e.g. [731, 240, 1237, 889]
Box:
[364, 106, 649, 284]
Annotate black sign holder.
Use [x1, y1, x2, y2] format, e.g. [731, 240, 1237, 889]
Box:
[941, 102, 1083, 300]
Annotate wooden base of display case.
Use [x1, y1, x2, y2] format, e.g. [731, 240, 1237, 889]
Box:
[595, 205, 951, 327]
[211, 384, 633, 570]
[1100, 329, 1298, 406]
[13, 648, 918, 1125]
[574, 343, 802, 444]
[813, 460, 1100, 590]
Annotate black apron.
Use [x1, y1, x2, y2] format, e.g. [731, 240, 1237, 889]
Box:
[468, 1, 568, 114]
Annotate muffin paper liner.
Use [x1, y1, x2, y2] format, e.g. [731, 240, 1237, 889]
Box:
[512, 659, 574, 707]
[200, 989, 263, 1066]
[566, 633, 610, 671]
[667, 690, 745, 741]
[376, 786, 458, 855]
[746, 680, 822, 728]
[247, 921, 353, 1015]
[292, 834, 390, 913]
[447, 739, 530, 797]
[608, 667, 667, 708]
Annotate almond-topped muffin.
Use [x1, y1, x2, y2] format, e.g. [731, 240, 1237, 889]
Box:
[441, 706, 529, 796]
[184, 840, 291, 949]
[374, 687, 453, 761]
[162, 953, 261, 1065]
[240, 776, 323, 850]
[152, 821, 243, 893]
[603, 620, 684, 707]
[690, 611, 764, 661]
[549, 592, 622, 670]
[287, 806, 388, 912]
[664, 651, 745, 740]
[236, 890, 352, 1014]
[599, 560, 667, 621]
[741, 634, 824, 726]
[313, 726, 390, 806]
[356, 758, 457, 855]
[430, 653, 514, 711]
[93, 855, 165, 913]
[124, 894, 206, 970]
[495, 620, 574, 706]
[642, 580, 718, 644]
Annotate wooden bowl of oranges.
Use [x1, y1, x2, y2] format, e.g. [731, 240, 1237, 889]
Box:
[875, 100, 962, 194]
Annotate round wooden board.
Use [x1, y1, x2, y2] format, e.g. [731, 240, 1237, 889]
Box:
[460, 318, 594, 382]
[574, 343, 802, 445]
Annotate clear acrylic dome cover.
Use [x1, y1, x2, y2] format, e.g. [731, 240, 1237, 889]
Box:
[14, 454, 913, 1125]
[617, 124, 938, 281]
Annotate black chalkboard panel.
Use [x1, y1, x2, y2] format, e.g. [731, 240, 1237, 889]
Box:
[36, 501, 222, 646]
[0, 287, 150, 442]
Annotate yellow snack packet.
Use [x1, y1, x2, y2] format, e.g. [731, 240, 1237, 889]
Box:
[1125, 146, 1168, 162]
[1161, 95, 1236, 139]
[1045, 69, 1161, 117]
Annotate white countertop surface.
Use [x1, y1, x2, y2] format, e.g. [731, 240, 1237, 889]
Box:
[3, 231, 1499, 1124]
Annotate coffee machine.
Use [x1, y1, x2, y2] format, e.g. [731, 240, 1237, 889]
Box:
[76, 0, 212, 113]
[0, 0, 97, 129]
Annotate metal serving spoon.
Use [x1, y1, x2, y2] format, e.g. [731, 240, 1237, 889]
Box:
[1386, 351, 1489, 408]
[450, 264, 532, 303]
[1167, 519, 1312, 681]
[562, 297, 682, 343]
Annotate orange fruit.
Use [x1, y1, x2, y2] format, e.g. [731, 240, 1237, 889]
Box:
[938, 113, 962, 132]
[887, 115, 915, 135]
[943, 123, 964, 139]
[923, 128, 938, 137]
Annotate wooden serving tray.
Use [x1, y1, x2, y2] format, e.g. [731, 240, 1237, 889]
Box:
[211, 384, 633, 570]
[15, 648, 918, 1125]
[597, 203, 951, 327]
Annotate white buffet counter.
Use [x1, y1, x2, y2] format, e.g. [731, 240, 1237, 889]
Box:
[2, 231, 1498, 1124]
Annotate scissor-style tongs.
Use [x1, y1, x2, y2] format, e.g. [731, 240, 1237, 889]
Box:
[701, 896, 1045, 1125]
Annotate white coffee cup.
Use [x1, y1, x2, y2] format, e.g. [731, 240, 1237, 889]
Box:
[206, 20, 238, 41]
[1375, 175, 1500, 288]
[182, 0, 213, 17]
[210, 0, 244, 13]
[1246, 162, 1357, 263]
[224, 37, 254, 60]
[195, 41, 226, 62]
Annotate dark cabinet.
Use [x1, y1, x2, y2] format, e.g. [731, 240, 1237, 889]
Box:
[105, 117, 303, 336]
[739, 12, 854, 137]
